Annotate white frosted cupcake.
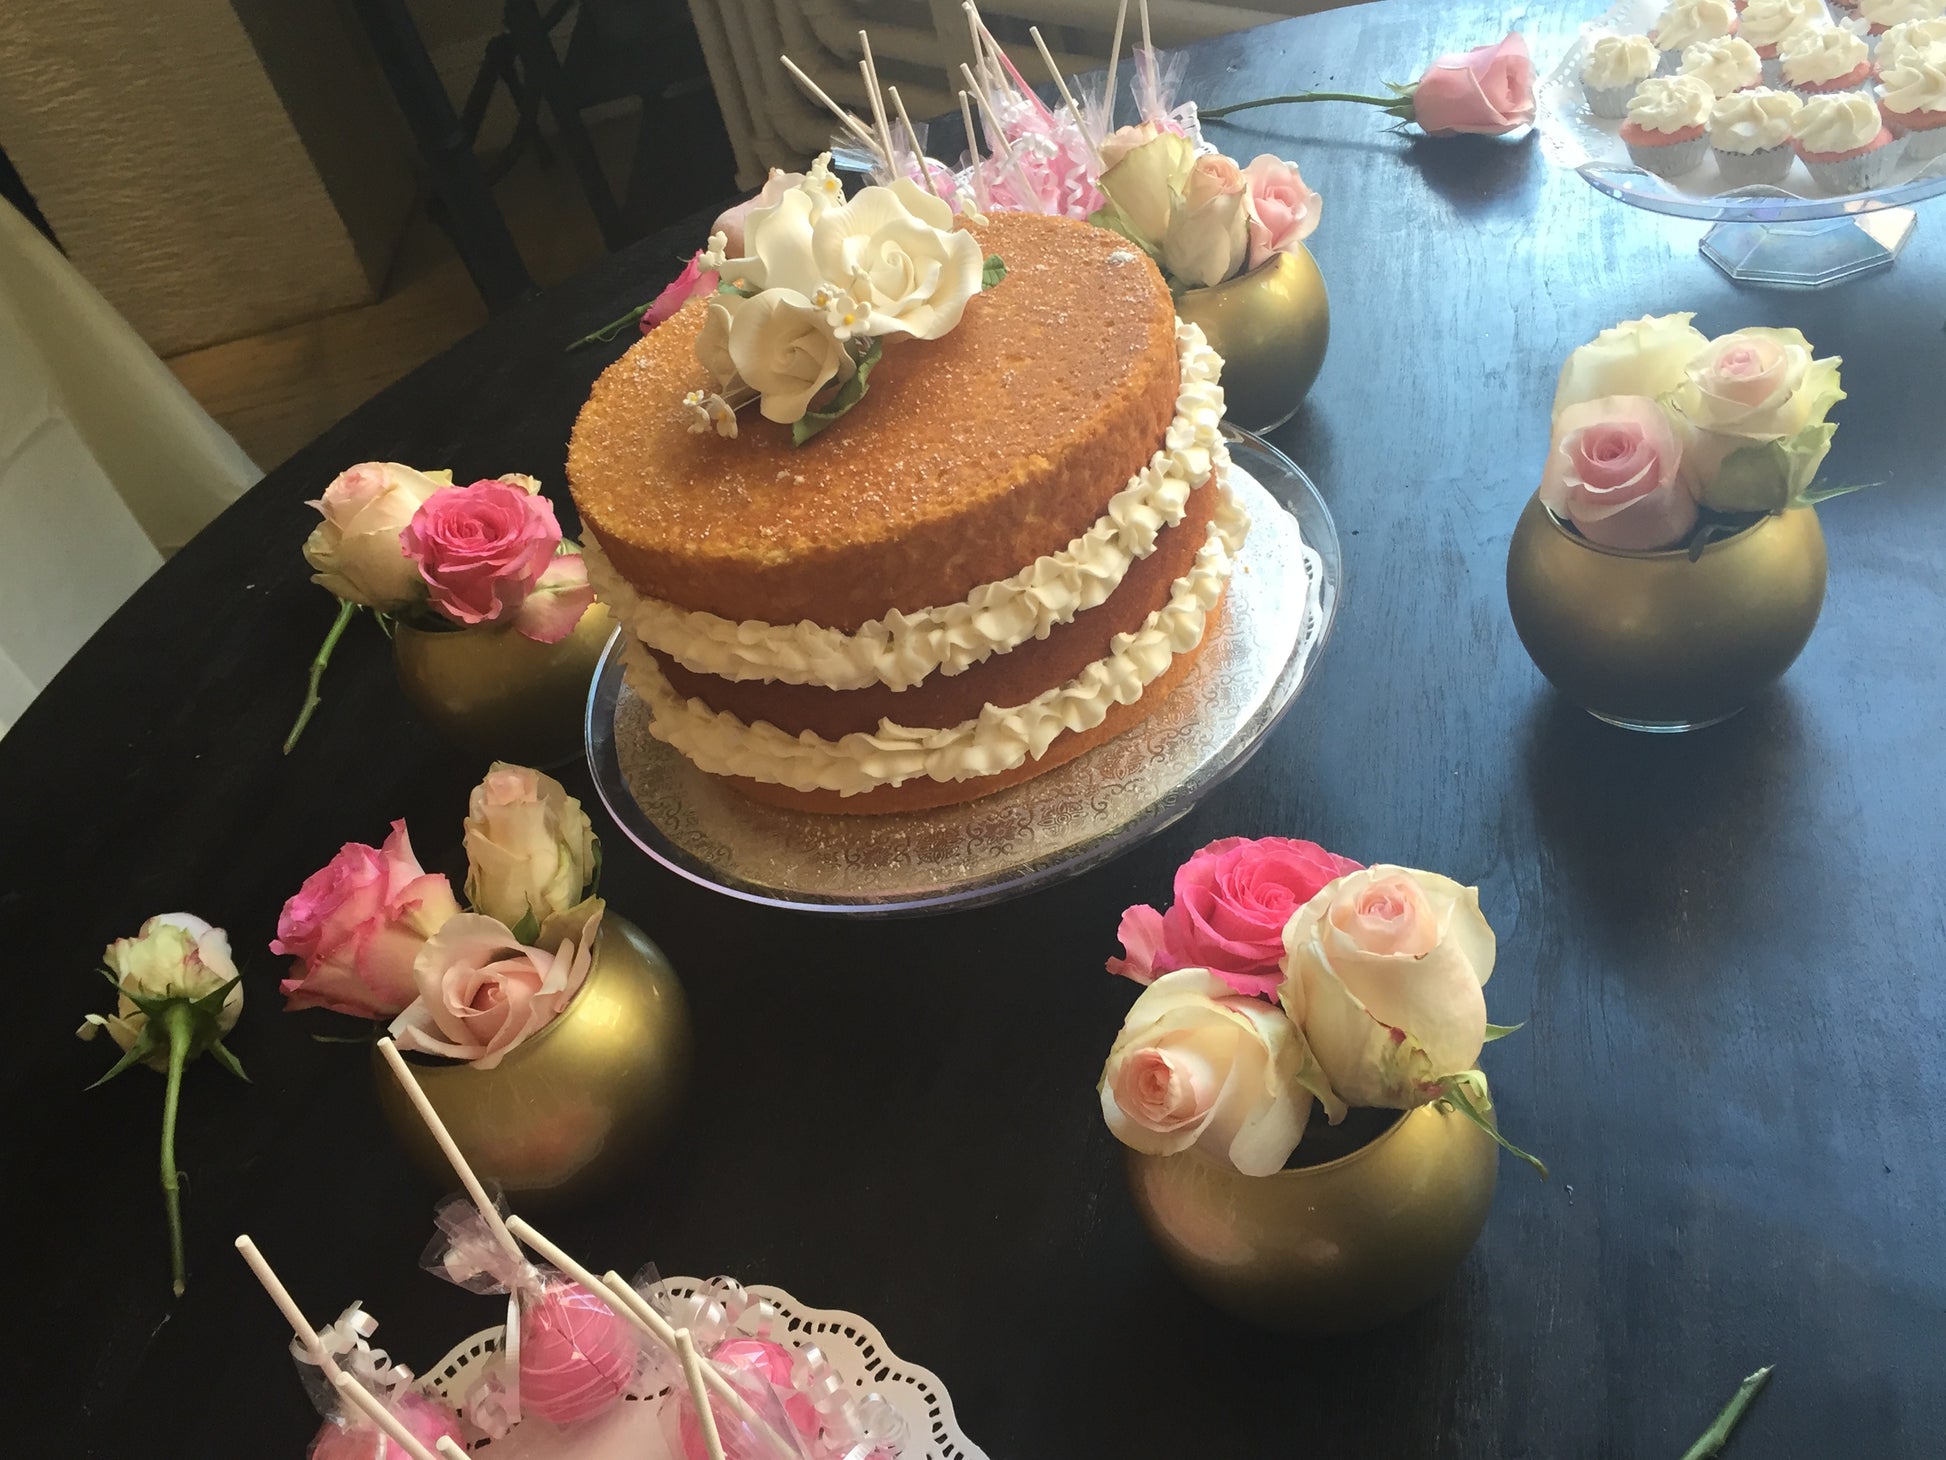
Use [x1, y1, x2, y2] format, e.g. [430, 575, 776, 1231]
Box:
[1876, 17, 1946, 75]
[1584, 34, 1663, 116]
[1623, 74, 1718, 174]
[1741, 0, 1829, 84]
[1780, 25, 1874, 95]
[1710, 87, 1805, 184]
[1652, 0, 1740, 71]
[1793, 91, 1905, 188]
[1879, 55, 1946, 160]
[1683, 36, 1765, 94]
[1859, 0, 1946, 38]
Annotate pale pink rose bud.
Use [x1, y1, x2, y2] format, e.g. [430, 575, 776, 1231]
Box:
[1539, 395, 1699, 551]
[302, 463, 448, 611]
[1097, 121, 1163, 172]
[1411, 32, 1537, 136]
[1241, 155, 1322, 270]
[388, 908, 601, 1069]
[462, 762, 598, 931]
[1160, 156, 1251, 288]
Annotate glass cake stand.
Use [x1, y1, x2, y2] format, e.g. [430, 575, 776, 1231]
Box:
[583, 427, 1341, 917]
[1539, 0, 1946, 287]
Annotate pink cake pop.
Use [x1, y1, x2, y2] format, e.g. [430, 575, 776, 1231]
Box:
[518, 1280, 638, 1425]
[307, 1392, 465, 1460]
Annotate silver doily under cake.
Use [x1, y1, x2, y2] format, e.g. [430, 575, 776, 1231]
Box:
[584, 428, 1340, 916]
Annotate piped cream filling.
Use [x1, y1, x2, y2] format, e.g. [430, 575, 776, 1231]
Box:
[621, 484, 1249, 796]
[584, 319, 1226, 694]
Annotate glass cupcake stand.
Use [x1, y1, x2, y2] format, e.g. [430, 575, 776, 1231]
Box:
[1540, 0, 1946, 286]
[584, 428, 1341, 917]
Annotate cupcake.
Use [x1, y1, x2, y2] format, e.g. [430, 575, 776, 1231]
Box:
[1876, 16, 1946, 74]
[1780, 25, 1873, 95]
[1710, 87, 1806, 183]
[1858, 0, 1946, 38]
[1793, 91, 1906, 187]
[1584, 33, 1663, 116]
[1623, 74, 1719, 173]
[1651, 0, 1741, 71]
[1683, 36, 1766, 93]
[1878, 55, 1946, 161]
[1740, 0, 1829, 83]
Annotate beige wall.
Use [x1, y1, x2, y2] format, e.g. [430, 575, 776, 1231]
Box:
[0, 0, 415, 355]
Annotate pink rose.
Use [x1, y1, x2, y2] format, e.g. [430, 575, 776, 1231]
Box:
[1539, 395, 1699, 552]
[710, 167, 806, 255]
[1107, 836, 1364, 997]
[307, 1392, 465, 1460]
[1241, 154, 1322, 270]
[1411, 33, 1536, 137]
[399, 481, 590, 642]
[273, 821, 462, 1018]
[642, 251, 720, 332]
[388, 908, 600, 1069]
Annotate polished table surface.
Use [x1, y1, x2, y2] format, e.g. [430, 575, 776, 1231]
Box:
[9, 1, 1945, 1454]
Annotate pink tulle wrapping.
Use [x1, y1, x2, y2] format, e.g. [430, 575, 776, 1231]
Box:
[307, 1393, 465, 1460]
[518, 1282, 638, 1425]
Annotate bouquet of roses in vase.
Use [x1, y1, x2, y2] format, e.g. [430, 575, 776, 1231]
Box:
[1097, 836, 1539, 1331]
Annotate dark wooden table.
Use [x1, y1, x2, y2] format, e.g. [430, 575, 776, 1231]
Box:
[8, 1, 1944, 1453]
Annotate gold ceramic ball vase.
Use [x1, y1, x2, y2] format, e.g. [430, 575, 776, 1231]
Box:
[392, 603, 613, 767]
[1505, 496, 1827, 732]
[1173, 246, 1330, 433]
[1125, 1103, 1499, 1333]
[374, 914, 692, 1207]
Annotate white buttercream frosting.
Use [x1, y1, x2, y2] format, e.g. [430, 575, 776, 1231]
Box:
[1583, 34, 1661, 87]
[1781, 25, 1870, 84]
[1740, 0, 1826, 50]
[1879, 18, 1946, 72]
[1652, 0, 1738, 52]
[1861, 0, 1946, 32]
[1682, 37, 1763, 94]
[622, 487, 1250, 795]
[1880, 56, 1946, 113]
[1794, 91, 1887, 150]
[584, 319, 1226, 694]
[1710, 87, 1804, 149]
[1627, 74, 1718, 130]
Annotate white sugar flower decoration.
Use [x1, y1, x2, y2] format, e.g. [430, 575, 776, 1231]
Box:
[697, 230, 730, 272]
[811, 283, 872, 342]
[683, 390, 739, 438]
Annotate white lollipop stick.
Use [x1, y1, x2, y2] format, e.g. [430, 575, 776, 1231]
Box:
[1030, 26, 1104, 167]
[858, 32, 897, 176]
[1104, 0, 1128, 131]
[960, 62, 1044, 208]
[887, 85, 942, 198]
[330, 1370, 441, 1460]
[676, 1328, 728, 1460]
[377, 1039, 526, 1272]
[780, 54, 880, 154]
[1139, 0, 1153, 59]
[436, 1441, 469, 1460]
[234, 1234, 329, 1364]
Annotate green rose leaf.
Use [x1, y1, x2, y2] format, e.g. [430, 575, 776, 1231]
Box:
[793, 339, 883, 446]
[982, 254, 1008, 289]
[1086, 204, 1153, 253]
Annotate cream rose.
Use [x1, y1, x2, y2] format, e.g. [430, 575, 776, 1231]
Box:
[82, 914, 243, 1068]
[463, 762, 598, 934]
[1100, 969, 1339, 1175]
[1675, 328, 1845, 510]
[1099, 121, 1163, 171]
[725, 290, 855, 424]
[1160, 154, 1250, 288]
[809, 180, 984, 341]
[1279, 866, 1496, 1109]
[1551, 313, 1710, 422]
[1098, 132, 1195, 250]
[302, 463, 450, 610]
[723, 186, 825, 297]
[388, 907, 601, 1069]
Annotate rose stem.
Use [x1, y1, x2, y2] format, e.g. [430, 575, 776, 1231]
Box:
[159, 1001, 196, 1295]
[676, 1328, 729, 1460]
[284, 599, 358, 755]
[1200, 92, 1406, 119]
[1680, 1366, 1775, 1460]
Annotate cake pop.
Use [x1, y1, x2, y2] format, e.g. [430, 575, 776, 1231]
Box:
[307, 1393, 465, 1460]
[517, 1279, 640, 1425]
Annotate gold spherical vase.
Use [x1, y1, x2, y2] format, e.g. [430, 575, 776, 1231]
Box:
[1173, 246, 1330, 433]
[391, 603, 613, 767]
[1125, 1103, 1499, 1333]
[373, 914, 692, 1208]
[1505, 497, 1827, 732]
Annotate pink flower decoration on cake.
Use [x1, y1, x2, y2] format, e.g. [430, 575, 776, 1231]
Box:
[1107, 836, 1363, 997]
[400, 481, 593, 643]
[1540, 395, 1698, 551]
[1411, 33, 1537, 136]
[273, 821, 462, 1018]
[642, 251, 721, 331]
[519, 1281, 638, 1425]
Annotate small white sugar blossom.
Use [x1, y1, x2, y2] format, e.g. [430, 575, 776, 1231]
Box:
[683, 390, 739, 438]
[811, 283, 872, 342]
[804, 151, 844, 206]
[697, 230, 731, 272]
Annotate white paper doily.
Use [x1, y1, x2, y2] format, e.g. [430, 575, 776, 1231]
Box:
[418, 1279, 985, 1460]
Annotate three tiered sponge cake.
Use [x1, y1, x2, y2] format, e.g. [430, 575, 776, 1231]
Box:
[568, 210, 1244, 813]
